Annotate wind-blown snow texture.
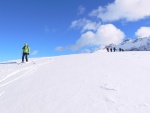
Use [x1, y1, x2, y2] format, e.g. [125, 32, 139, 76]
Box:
[0, 51, 150, 113]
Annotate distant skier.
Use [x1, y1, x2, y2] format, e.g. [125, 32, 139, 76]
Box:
[106, 47, 109, 52]
[110, 48, 113, 52]
[22, 43, 30, 63]
[119, 48, 122, 52]
[113, 47, 116, 52]
[119, 48, 124, 52]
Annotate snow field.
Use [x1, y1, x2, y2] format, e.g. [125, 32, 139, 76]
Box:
[0, 51, 150, 113]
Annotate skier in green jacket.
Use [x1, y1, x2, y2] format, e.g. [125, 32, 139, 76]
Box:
[22, 43, 30, 62]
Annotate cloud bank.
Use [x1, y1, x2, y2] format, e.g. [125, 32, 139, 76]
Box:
[135, 27, 150, 37]
[57, 24, 125, 51]
[70, 18, 101, 33]
[71, 24, 125, 50]
[90, 0, 150, 22]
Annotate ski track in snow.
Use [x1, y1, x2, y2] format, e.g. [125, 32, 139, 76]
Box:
[0, 58, 53, 88]
[0, 91, 5, 97]
[0, 67, 37, 88]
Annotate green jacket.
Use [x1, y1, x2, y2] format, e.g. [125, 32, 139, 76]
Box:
[22, 44, 30, 53]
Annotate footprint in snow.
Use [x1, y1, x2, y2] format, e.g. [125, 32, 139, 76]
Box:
[100, 84, 117, 91]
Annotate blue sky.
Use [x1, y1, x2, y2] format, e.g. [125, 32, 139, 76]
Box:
[0, 0, 150, 61]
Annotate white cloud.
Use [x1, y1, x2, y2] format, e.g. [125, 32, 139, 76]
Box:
[135, 27, 150, 37]
[55, 46, 66, 51]
[78, 5, 85, 15]
[70, 24, 125, 50]
[90, 0, 150, 22]
[70, 18, 101, 32]
[70, 31, 95, 50]
[95, 24, 125, 46]
[81, 48, 91, 53]
[31, 50, 38, 55]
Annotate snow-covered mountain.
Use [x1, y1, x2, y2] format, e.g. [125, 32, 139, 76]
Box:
[115, 36, 150, 51]
[0, 51, 150, 113]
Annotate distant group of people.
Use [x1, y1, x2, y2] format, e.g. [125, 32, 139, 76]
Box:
[106, 47, 116, 52]
[119, 48, 124, 52]
[106, 47, 124, 52]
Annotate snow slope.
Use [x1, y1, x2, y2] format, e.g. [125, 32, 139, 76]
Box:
[0, 51, 150, 113]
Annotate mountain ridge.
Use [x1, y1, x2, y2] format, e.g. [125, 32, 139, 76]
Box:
[105, 36, 150, 51]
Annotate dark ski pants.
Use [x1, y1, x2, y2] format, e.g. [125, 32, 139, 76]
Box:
[22, 53, 28, 62]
